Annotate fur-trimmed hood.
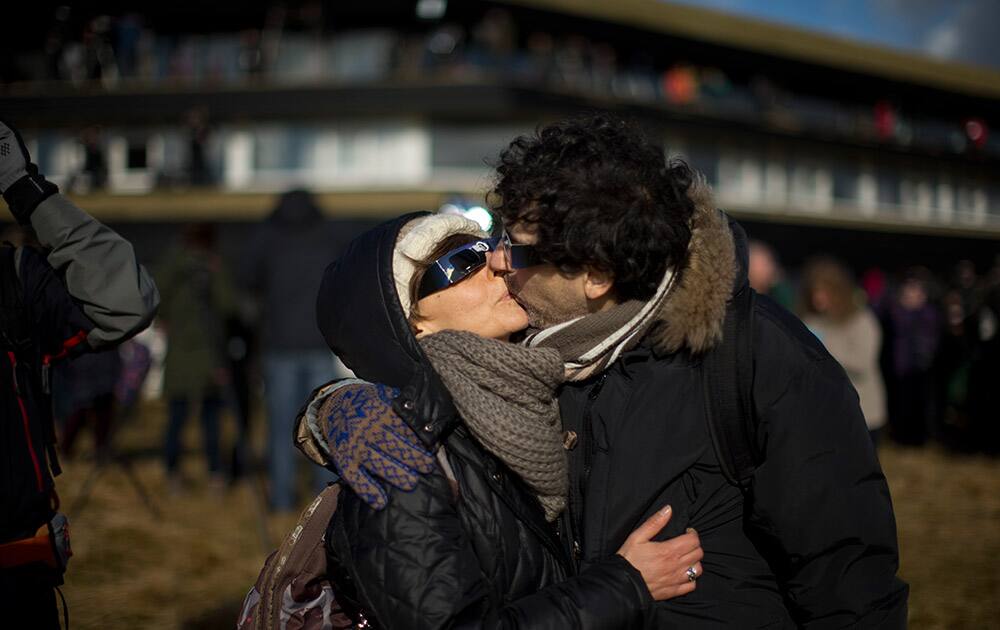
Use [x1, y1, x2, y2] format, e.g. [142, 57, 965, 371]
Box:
[646, 179, 746, 355]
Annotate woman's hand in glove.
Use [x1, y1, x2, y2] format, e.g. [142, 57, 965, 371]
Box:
[318, 382, 437, 510]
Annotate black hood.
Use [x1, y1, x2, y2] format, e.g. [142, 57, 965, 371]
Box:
[729, 217, 750, 298]
[315, 212, 458, 445]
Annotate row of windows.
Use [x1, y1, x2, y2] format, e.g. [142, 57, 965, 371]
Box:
[691, 149, 994, 225]
[26, 124, 999, 227]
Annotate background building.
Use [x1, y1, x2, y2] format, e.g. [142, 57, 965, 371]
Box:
[2, 0, 998, 269]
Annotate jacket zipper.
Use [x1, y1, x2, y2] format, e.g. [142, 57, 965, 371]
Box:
[487, 463, 572, 574]
[452, 427, 573, 574]
[568, 372, 609, 568]
[8, 351, 44, 492]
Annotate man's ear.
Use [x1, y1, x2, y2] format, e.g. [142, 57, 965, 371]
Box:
[584, 269, 615, 301]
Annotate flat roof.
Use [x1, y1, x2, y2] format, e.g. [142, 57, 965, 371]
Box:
[504, 0, 1000, 100]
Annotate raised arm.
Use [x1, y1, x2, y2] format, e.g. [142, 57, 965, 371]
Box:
[0, 120, 159, 349]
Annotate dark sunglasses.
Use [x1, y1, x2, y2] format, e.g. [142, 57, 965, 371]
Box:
[417, 237, 500, 300]
[500, 229, 543, 269]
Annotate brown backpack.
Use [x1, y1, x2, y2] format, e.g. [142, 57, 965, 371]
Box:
[237, 485, 355, 630]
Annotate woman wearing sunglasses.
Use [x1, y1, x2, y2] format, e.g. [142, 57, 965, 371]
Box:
[299, 212, 702, 629]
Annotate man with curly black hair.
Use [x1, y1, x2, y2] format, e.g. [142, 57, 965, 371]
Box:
[484, 113, 908, 628]
[490, 115, 698, 327]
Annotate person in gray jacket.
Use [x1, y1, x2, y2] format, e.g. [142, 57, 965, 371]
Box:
[0, 119, 159, 630]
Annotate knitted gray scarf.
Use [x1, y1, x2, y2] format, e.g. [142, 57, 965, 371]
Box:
[418, 268, 675, 521]
[419, 331, 567, 521]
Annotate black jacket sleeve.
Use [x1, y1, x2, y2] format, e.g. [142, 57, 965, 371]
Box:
[747, 300, 908, 629]
[330, 466, 652, 630]
[17, 247, 94, 359]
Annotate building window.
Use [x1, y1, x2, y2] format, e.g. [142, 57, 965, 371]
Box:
[764, 156, 787, 205]
[718, 150, 763, 205]
[127, 144, 148, 170]
[224, 124, 430, 190]
[936, 179, 955, 223]
[957, 184, 988, 225]
[900, 176, 934, 221]
[108, 136, 157, 193]
[831, 161, 857, 204]
[857, 164, 878, 215]
[790, 161, 832, 212]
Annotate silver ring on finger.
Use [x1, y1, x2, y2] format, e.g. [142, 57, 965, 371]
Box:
[685, 566, 699, 582]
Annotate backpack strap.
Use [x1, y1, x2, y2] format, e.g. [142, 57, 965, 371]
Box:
[0, 245, 30, 355]
[245, 484, 350, 630]
[702, 284, 759, 490]
[0, 245, 63, 481]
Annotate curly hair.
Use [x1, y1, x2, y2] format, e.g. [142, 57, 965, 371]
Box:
[491, 113, 697, 301]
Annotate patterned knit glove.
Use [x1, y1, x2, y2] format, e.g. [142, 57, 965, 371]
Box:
[0, 119, 58, 225]
[319, 382, 436, 510]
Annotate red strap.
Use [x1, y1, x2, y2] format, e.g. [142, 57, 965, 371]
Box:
[0, 525, 57, 569]
[42, 329, 88, 366]
[8, 352, 44, 492]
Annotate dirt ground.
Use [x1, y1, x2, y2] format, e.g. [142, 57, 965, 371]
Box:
[53, 404, 1000, 629]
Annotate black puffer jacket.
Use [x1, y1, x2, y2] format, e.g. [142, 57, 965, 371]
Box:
[314, 214, 652, 629]
[557, 183, 908, 628]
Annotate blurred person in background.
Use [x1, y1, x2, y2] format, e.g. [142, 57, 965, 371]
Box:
[885, 269, 940, 446]
[934, 289, 977, 450]
[953, 258, 1000, 455]
[185, 107, 212, 187]
[952, 259, 982, 318]
[799, 257, 888, 446]
[241, 189, 351, 512]
[747, 239, 794, 310]
[56, 349, 121, 460]
[861, 267, 891, 312]
[0, 120, 158, 629]
[971, 258, 1000, 454]
[64, 126, 107, 194]
[156, 223, 237, 492]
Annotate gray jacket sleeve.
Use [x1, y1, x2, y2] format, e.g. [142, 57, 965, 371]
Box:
[27, 193, 159, 348]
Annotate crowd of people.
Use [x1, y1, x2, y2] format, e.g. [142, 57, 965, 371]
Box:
[47, 189, 353, 513]
[749, 241, 1000, 454]
[5, 5, 994, 158]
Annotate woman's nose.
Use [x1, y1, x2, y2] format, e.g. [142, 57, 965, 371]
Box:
[488, 249, 512, 275]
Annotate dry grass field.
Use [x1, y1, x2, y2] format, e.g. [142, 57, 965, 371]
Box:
[53, 404, 1000, 629]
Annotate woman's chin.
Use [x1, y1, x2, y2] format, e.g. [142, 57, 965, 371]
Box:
[507, 314, 530, 336]
[488, 316, 529, 341]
